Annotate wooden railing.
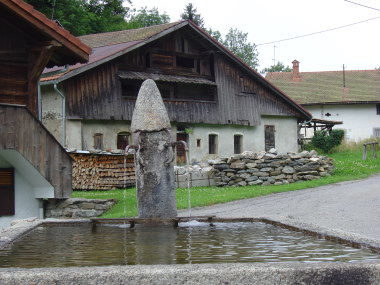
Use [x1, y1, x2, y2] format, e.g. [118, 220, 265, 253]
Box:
[0, 104, 72, 198]
[362, 142, 378, 160]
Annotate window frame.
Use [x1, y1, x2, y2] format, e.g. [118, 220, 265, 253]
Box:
[234, 134, 243, 154]
[117, 132, 130, 150]
[208, 134, 218, 154]
[93, 133, 103, 150]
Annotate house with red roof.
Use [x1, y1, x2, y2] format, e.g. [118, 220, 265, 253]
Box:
[40, 21, 311, 164]
[266, 60, 380, 141]
[0, 0, 90, 228]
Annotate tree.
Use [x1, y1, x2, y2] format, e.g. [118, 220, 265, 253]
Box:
[261, 62, 292, 73]
[221, 28, 259, 70]
[85, 0, 130, 34]
[180, 3, 204, 27]
[126, 7, 170, 29]
[26, 0, 131, 35]
[205, 28, 222, 42]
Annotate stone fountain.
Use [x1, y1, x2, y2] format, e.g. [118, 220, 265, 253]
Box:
[130, 79, 177, 218]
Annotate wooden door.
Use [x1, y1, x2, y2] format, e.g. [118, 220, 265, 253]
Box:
[265, 125, 275, 152]
[0, 169, 15, 216]
[176, 133, 188, 165]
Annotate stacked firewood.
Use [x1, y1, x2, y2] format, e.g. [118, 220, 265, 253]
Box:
[70, 153, 136, 190]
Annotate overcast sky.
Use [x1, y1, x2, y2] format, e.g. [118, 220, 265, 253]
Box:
[133, 0, 380, 72]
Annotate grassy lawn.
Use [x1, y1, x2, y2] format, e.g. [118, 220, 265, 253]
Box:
[72, 149, 380, 218]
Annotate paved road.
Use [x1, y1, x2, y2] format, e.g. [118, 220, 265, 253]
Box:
[180, 174, 380, 246]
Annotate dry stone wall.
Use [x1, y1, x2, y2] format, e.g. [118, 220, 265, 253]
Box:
[210, 150, 334, 187]
[69, 150, 334, 190]
[45, 198, 116, 218]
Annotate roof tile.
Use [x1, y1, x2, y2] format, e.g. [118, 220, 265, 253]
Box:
[266, 70, 380, 104]
[79, 22, 180, 48]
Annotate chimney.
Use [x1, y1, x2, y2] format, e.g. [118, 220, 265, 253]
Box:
[292, 60, 301, 81]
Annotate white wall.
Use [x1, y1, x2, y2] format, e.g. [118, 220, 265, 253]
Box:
[61, 115, 298, 160]
[305, 104, 380, 141]
[81, 120, 132, 150]
[0, 151, 55, 230]
[41, 85, 64, 145]
[185, 115, 299, 162]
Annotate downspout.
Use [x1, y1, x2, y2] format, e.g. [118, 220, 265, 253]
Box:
[54, 83, 66, 147]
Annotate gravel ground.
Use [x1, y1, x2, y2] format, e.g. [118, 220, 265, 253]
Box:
[180, 174, 380, 247]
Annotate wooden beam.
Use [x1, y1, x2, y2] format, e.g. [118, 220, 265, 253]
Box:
[29, 40, 61, 83]
[27, 40, 61, 115]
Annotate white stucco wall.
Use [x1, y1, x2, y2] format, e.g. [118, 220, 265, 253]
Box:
[62, 115, 298, 160]
[81, 120, 132, 150]
[185, 116, 299, 162]
[304, 104, 380, 141]
[67, 120, 83, 150]
[0, 151, 55, 230]
[41, 85, 64, 145]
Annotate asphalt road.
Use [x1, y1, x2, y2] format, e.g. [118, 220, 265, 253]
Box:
[180, 174, 380, 246]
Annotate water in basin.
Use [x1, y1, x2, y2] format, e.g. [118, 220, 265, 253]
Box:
[0, 222, 379, 268]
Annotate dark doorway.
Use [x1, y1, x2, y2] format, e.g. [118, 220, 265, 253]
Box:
[265, 125, 275, 152]
[0, 168, 15, 216]
[117, 132, 130, 150]
[234, 135, 243, 154]
[209, 134, 218, 154]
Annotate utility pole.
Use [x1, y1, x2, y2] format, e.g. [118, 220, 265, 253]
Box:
[343, 64, 346, 88]
[273, 45, 277, 66]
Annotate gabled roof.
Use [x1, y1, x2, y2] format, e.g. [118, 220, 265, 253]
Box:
[79, 22, 180, 48]
[41, 20, 311, 120]
[266, 69, 380, 105]
[0, 0, 91, 66]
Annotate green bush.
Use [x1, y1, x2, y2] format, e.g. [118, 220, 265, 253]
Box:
[311, 130, 345, 153]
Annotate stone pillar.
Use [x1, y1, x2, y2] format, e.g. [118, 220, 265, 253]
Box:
[131, 79, 177, 218]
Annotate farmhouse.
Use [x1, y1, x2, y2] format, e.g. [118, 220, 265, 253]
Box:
[40, 21, 311, 163]
[0, 0, 90, 229]
[266, 60, 380, 141]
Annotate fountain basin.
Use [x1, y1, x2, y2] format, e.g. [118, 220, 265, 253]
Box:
[1, 218, 380, 284]
[1, 218, 380, 268]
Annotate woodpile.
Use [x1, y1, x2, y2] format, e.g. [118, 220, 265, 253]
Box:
[70, 153, 136, 190]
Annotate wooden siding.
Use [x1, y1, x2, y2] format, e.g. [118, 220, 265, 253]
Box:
[62, 29, 304, 126]
[0, 19, 29, 107]
[65, 55, 302, 126]
[0, 104, 72, 198]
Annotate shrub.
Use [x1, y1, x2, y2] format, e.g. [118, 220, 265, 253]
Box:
[311, 129, 345, 153]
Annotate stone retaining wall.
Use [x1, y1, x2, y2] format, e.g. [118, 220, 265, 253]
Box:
[69, 150, 333, 190]
[45, 198, 116, 218]
[211, 150, 334, 187]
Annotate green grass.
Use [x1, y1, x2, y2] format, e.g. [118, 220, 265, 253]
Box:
[72, 149, 380, 218]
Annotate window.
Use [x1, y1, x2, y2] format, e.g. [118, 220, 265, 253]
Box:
[196, 139, 201, 148]
[121, 80, 140, 98]
[239, 76, 255, 94]
[208, 134, 218, 154]
[117, 132, 130, 150]
[377, 104, 380, 115]
[94, 133, 103, 150]
[176, 56, 195, 68]
[374, 128, 380, 138]
[234, 135, 243, 154]
[0, 168, 15, 216]
[264, 125, 275, 152]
